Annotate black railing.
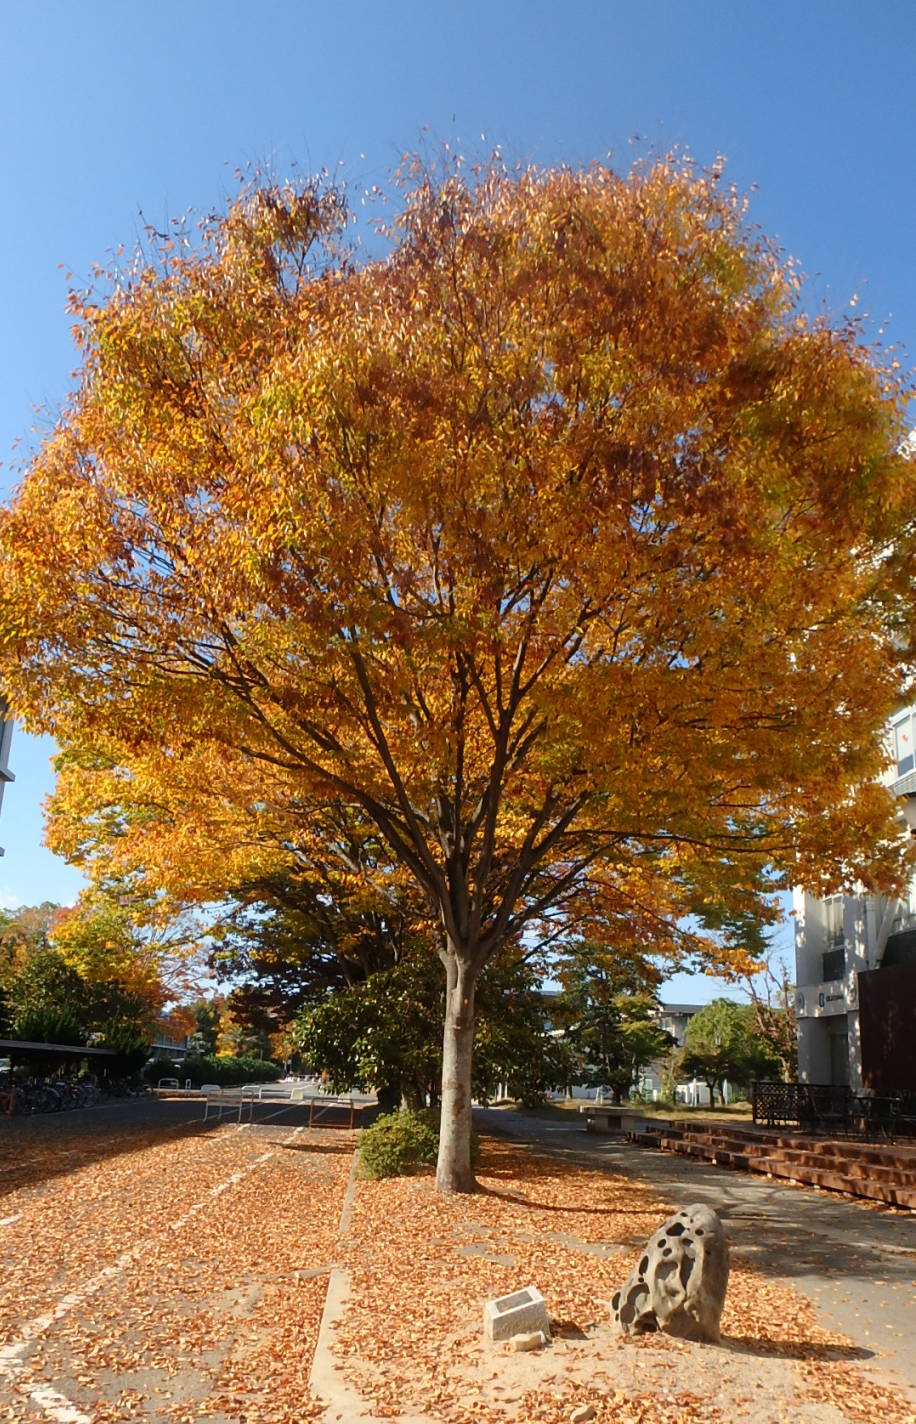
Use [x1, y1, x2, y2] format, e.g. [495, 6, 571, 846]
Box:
[752, 1080, 852, 1133]
[752, 1080, 916, 1140]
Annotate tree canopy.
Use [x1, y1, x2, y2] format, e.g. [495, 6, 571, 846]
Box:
[0, 902, 159, 1069]
[2, 156, 915, 1188]
[679, 997, 780, 1103]
[295, 952, 573, 1112]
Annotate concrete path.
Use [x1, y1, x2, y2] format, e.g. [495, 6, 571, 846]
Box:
[474, 1107, 916, 1399]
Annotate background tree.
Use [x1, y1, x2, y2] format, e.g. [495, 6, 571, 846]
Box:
[50, 887, 176, 1016]
[735, 941, 798, 1081]
[551, 937, 672, 1098]
[4, 949, 88, 1048]
[564, 992, 674, 1102]
[3, 159, 915, 1191]
[0, 901, 157, 1071]
[691, 903, 799, 1082]
[678, 998, 780, 1105]
[296, 950, 572, 1112]
[190, 1000, 221, 1055]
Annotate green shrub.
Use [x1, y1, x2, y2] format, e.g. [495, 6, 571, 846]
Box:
[143, 1055, 182, 1084]
[175, 1054, 282, 1088]
[357, 1107, 480, 1180]
[358, 1108, 439, 1179]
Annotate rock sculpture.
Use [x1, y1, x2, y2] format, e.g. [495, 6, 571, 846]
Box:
[611, 1203, 729, 1342]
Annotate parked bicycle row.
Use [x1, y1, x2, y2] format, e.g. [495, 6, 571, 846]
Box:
[0, 1072, 145, 1116]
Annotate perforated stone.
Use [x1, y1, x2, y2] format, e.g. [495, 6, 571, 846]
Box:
[611, 1204, 729, 1342]
[483, 1285, 551, 1343]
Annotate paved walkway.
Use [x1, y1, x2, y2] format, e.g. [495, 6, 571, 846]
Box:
[474, 1107, 916, 1400]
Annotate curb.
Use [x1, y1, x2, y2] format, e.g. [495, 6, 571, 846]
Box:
[309, 1266, 376, 1423]
[308, 1144, 377, 1421]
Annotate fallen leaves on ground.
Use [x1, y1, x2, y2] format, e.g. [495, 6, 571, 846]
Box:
[1, 1117, 913, 1424]
[0, 1110, 355, 1424]
[334, 1136, 914, 1424]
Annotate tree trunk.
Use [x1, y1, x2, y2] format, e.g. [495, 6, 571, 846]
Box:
[375, 1081, 401, 1115]
[436, 949, 478, 1193]
[402, 1083, 425, 1111]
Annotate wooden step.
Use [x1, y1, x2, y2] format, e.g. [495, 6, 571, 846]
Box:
[665, 1125, 916, 1173]
[668, 1125, 914, 1162]
[628, 1124, 916, 1208]
[669, 1123, 916, 1167]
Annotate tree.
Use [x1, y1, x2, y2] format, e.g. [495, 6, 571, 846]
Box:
[731, 937, 798, 1082]
[5, 949, 88, 1047]
[296, 950, 572, 1111]
[191, 1000, 221, 1055]
[1, 935, 155, 1067]
[551, 937, 674, 1099]
[2, 158, 915, 1191]
[678, 998, 779, 1104]
[0, 903, 60, 1032]
[50, 886, 173, 1016]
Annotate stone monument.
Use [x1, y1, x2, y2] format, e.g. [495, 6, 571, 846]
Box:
[611, 1203, 729, 1342]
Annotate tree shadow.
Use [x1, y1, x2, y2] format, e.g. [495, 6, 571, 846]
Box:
[0, 1098, 357, 1198]
[721, 1335, 874, 1363]
[475, 1182, 621, 1215]
[277, 1140, 353, 1154]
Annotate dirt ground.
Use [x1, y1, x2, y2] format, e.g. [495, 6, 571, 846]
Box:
[328, 1136, 916, 1424]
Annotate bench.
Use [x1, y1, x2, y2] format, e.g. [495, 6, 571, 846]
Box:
[578, 1104, 649, 1135]
[201, 1088, 362, 1128]
[202, 1088, 255, 1124]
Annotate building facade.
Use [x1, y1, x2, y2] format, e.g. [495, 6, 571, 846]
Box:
[793, 705, 916, 1092]
[0, 703, 12, 857]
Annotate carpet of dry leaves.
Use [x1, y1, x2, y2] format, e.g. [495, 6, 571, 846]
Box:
[334, 1137, 916, 1424]
[0, 1108, 355, 1424]
[1, 1110, 913, 1424]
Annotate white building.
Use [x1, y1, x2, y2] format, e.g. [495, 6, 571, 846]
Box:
[0, 703, 12, 857]
[653, 1003, 701, 1048]
[793, 704, 916, 1092]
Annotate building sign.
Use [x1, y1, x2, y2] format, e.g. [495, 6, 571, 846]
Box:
[794, 981, 847, 1018]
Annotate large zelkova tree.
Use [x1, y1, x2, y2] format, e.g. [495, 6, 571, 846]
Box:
[2, 158, 915, 1190]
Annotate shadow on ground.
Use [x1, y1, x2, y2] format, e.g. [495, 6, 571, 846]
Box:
[722, 1335, 874, 1363]
[0, 1097, 353, 1197]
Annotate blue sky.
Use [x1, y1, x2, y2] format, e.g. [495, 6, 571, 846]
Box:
[1, 1, 912, 1000]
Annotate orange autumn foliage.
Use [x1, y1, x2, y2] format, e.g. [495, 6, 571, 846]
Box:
[2, 156, 915, 1188]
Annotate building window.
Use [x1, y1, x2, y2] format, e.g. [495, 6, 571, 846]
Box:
[824, 895, 845, 948]
[892, 709, 916, 777]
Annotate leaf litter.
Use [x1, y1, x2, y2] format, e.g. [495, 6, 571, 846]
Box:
[0, 1121, 913, 1424]
[333, 1137, 915, 1424]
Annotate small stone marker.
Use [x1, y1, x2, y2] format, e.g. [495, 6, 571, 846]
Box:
[483, 1286, 551, 1344]
[508, 1330, 547, 1352]
[611, 1203, 729, 1342]
[569, 1406, 596, 1423]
